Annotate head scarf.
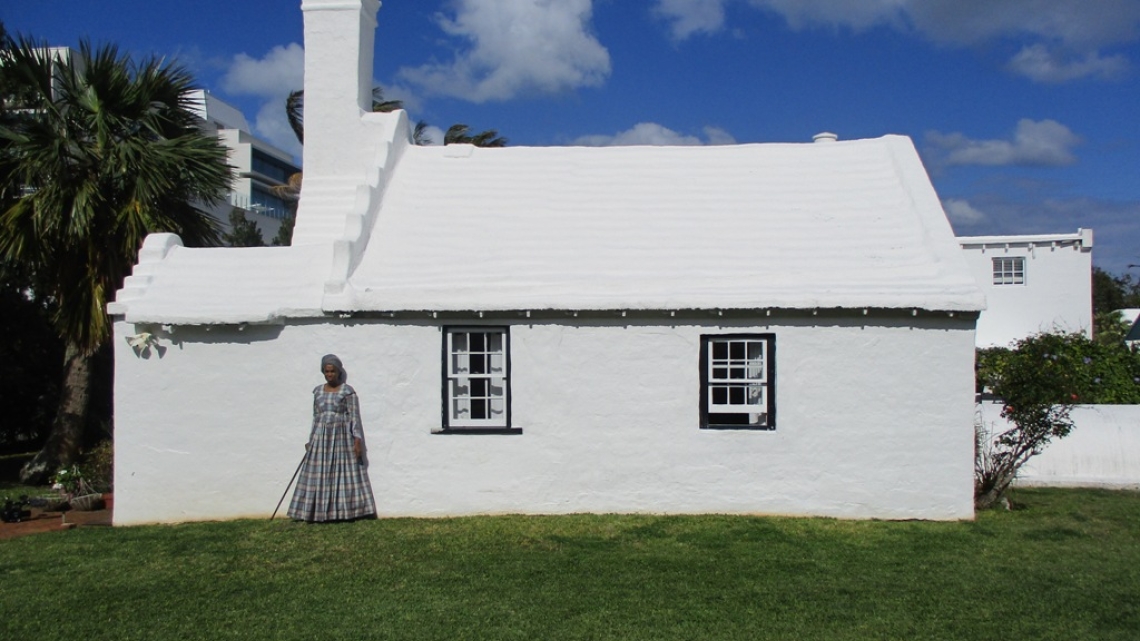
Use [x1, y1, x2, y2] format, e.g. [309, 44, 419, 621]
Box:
[320, 354, 347, 386]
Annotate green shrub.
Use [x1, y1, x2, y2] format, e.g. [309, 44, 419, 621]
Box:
[971, 328, 1140, 509]
[78, 439, 113, 494]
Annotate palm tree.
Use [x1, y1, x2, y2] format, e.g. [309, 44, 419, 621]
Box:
[0, 38, 232, 483]
[443, 123, 507, 147]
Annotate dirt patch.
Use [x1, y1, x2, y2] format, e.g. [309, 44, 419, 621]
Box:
[0, 506, 112, 540]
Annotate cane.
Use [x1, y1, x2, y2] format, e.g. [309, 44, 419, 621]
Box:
[271, 450, 309, 520]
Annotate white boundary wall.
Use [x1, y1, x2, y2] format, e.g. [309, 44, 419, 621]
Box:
[113, 315, 977, 524]
[978, 401, 1140, 489]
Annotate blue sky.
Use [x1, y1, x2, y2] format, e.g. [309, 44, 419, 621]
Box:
[4, 0, 1139, 273]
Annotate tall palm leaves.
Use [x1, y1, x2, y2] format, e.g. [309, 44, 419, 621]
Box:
[0, 38, 232, 481]
[1, 39, 230, 350]
[443, 123, 507, 147]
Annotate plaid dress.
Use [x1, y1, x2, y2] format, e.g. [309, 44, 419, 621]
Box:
[287, 384, 377, 522]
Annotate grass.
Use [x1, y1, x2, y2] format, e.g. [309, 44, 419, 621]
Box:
[1, 488, 1138, 641]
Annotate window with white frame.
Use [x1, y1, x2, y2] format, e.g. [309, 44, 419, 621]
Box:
[992, 257, 1025, 285]
[700, 334, 775, 429]
[443, 327, 511, 429]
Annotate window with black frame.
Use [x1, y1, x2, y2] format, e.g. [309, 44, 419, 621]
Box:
[443, 327, 511, 430]
[700, 334, 775, 429]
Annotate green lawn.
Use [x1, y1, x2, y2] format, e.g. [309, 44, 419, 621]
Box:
[1, 488, 1138, 640]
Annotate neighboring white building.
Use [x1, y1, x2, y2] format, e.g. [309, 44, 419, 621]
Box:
[187, 90, 299, 243]
[958, 230, 1093, 347]
[107, 0, 985, 525]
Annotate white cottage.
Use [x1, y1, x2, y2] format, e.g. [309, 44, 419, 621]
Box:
[108, 0, 985, 524]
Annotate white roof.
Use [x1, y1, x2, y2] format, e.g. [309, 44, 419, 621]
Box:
[110, 236, 332, 325]
[343, 134, 982, 313]
[111, 133, 984, 325]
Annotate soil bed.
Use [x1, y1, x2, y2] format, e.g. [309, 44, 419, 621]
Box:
[0, 505, 112, 540]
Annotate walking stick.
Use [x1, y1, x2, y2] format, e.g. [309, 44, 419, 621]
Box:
[271, 450, 308, 520]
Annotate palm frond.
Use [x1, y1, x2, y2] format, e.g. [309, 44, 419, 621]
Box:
[0, 38, 231, 351]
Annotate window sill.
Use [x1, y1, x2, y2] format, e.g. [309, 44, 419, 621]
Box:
[432, 427, 523, 435]
[701, 425, 776, 431]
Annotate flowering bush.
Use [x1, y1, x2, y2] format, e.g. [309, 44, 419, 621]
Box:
[51, 465, 89, 497]
[974, 328, 1140, 508]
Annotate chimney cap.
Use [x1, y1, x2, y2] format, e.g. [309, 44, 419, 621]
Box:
[812, 132, 838, 143]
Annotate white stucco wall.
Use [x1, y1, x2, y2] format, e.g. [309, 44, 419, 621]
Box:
[978, 401, 1140, 489]
[959, 231, 1092, 347]
[113, 313, 977, 524]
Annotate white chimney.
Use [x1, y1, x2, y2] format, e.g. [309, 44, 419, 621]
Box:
[300, 0, 380, 179]
[812, 132, 838, 144]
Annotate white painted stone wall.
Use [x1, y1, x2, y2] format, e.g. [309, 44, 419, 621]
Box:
[113, 314, 977, 524]
[978, 401, 1140, 489]
[959, 231, 1092, 347]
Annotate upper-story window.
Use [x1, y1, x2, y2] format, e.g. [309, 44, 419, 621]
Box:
[251, 150, 294, 184]
[700, 334, 776, 430]
[992, 257, 1025, 285]
[443, 327, 511, 430]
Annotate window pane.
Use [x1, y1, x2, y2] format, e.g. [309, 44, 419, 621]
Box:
[452, 354, 469, 375]
[747, 342, 764, 361]
[730, 367, 746, 380]
[471, 355, 487, 375]
[471, 378, 487, 396]
[472, 398, 487, 419]
[451, 378, 470, 397]
[746, 412, 767, 426]
[452, 398, 470, 419]
[487, 333, 502, 352]
[453, 333, 467, 352]
[712, 367, 728, 380]
[729, 387, 745, 404]
[712, 342, 728, 359]
[489, 353, 504, 374]
[712, 386, 727, 404]
[730, 342, 745, 359]
[747, 386, 764, 405]
[470, 333, 485, 352]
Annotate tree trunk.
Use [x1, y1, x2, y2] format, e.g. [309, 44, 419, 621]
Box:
[19, 342, 92, 485]
[974, 469, 1017, 510]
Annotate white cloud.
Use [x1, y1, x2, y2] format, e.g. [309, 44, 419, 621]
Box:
[218, 44, 306, 155]
[749, 0, 907, 32]
[397, 0, 611, 102]
[652, 0, 1140, 82]
[219, 43, 305, 99]
[702, 126, 737, 145]
[926, 119, 1081, 167]
[251, 101, 303, 159]
[572, 122, 736, 146]
[942, 198, 987, 225]
[1007, 44, 1128, 83]
[903, 0, 1140, 50]
[652, 0, 728, 40]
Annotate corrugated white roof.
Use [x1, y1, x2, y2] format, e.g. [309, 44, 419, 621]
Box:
[111, 237, 333, 324]
[342, 134, 983, 312]
[111, 133, 983, 325]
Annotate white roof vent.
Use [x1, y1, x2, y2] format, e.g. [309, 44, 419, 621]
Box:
[813, 132, 838, 144]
